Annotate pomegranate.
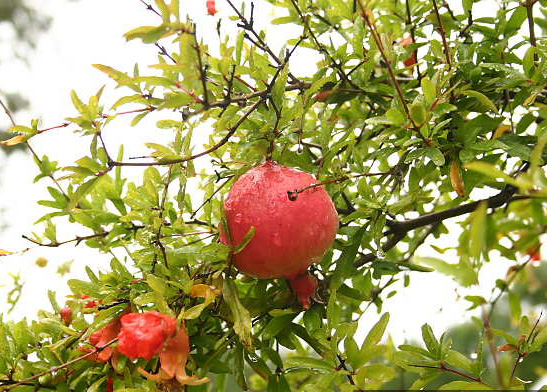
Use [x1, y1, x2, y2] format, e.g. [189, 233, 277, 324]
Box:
[219, 161, 338, 308]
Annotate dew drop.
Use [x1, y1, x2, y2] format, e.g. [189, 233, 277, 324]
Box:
[234, 213, 243, 224]
[273, 232, 282, 247]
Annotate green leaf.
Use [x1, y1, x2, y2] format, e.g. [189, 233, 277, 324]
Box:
[271, 64, 289, 111]
[462, 0, 473, 15]
[425, 147, 445, 166]
[421, 77, 436, 105]
[233, 226, 256, 254]
[445, 350, 474, 374]
[461, 90, 498, 113]
[469, 201, 487, 260]
[505, 6, 527, 34]
[285, 356, 335, 372]
[439, 381, 493, 390]
[421, 324, 439, 354]
[223, 278, 253, 349]
[414, 256, 478, 286]
[66, 177, 100, 211]
[262, 314, 296, 340]
[362, 313, 390, 351]
[355, 364, 396, 387]
[464, 161, 528, 188]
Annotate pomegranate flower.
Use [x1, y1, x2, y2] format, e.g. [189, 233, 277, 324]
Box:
[59, 306, 72, 326]
[206, 0, 217, 15]
[138, 321, 209, 386]
[118, 311, 177, 360]
[80, 312, 124, 362]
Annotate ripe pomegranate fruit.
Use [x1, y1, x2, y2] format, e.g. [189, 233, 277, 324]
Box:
[219, 161, 338, 308]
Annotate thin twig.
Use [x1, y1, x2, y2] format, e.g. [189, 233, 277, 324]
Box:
[108, 98, 263, 168]
[409, 362, 493, 387]
[431, 0, 452, 68]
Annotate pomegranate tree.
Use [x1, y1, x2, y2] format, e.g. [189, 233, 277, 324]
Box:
[219, 161, 338, 308]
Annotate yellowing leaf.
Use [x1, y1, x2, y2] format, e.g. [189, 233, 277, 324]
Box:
[189, 284, 220, 299]
[493, 124, 511, 139]
[0, 135, 27, 146]
[450, 159, 465, 197]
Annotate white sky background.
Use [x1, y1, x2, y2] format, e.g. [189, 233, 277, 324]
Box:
[0, 0, 533, 348]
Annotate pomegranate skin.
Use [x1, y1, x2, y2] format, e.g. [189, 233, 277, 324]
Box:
[219, 161, 338, 279]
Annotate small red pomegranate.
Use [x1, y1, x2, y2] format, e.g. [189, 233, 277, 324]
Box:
[219, 161, 338, 308]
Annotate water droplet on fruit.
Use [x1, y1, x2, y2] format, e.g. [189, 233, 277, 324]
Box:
[376, 250, 385, 259]
[273, 232, 282, 246]
[234, 213, 243, 223]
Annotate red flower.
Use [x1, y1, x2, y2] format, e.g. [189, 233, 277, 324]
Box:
[206, 0, 217, 15]
[85, 300, 98, 308]
[59, 307, 72, 326]
[138, 321, 209, 386]
[79, 312, 125, 362]
[118, 312, 177, 360]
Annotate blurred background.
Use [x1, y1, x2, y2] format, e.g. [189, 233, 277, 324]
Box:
[0, 0, 546, 387]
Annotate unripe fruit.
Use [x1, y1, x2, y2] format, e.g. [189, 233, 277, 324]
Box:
[219, 161, 338, 308]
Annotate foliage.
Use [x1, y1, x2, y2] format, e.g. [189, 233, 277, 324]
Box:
[1, 0, 547, 390]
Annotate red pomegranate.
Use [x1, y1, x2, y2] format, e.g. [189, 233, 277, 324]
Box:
[219, 161, 338, 308]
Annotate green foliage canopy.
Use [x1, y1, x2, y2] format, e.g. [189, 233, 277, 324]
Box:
[2, 0, 547, 390]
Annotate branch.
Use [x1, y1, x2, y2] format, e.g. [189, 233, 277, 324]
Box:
[525, 0, 538, 62]
[357, 2, 429, 145]
[0, 96, 16, 126]
[0, 96, 68, 197]
[355, 186, 531, 268]
[224, 0, 300, 84]
[108, 98, 263, 167]
[409, 362, 493, 387]
[431, 0, 452, 69]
